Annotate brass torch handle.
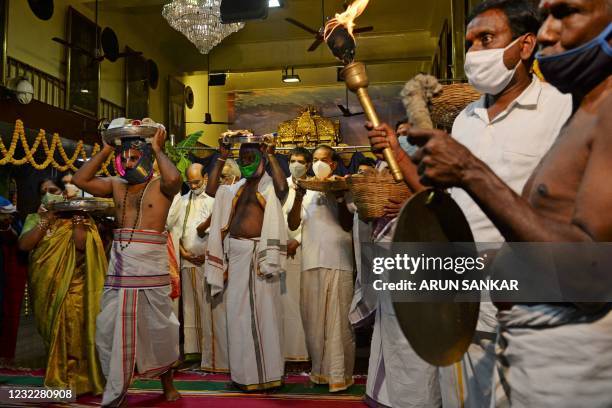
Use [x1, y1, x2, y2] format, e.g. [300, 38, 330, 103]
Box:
[355, 88, 404, 182]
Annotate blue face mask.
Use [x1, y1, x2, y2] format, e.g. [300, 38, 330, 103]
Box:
[399, 136, 419, 157]
[536, 23, 612, 97]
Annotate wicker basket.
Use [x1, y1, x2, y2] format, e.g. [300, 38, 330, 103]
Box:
[297, 177, 349, 192]
[348, 174, 411, 220]
[430, 83, 480, 130]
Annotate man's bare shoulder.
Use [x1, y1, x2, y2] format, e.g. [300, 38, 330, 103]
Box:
[575, 86, 612, 145]
[149, 176, 163, 191]
[148, 177, 175, 200]
[594, 89, 612, 132]
[109, 176, 124, 190]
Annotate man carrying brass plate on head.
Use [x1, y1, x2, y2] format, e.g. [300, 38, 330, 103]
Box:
[205, 133, 288, 391]
[73, 120, 182, 406]
[366, 0, 573, 406]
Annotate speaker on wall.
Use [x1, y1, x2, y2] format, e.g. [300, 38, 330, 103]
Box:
[208, 73, 227, 87]
[220, 0, 268, 23]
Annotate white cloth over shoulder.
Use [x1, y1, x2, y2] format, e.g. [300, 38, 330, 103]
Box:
[205, 173, 287, 296]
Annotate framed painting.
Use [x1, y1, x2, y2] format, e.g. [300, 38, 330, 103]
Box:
[125, 46, 149, 119]
[66, 7, 100, 118]
[168, 76, 186, 143]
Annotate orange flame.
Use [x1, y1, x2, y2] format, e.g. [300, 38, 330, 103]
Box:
[323, 0, 370, 42]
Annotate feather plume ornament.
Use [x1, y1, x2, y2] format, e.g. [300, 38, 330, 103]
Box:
[400, 74, 443, 129]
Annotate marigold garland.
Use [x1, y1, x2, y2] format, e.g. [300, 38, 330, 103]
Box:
[0, 120, 114, 176]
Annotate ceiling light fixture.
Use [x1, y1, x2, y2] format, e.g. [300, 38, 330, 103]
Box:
[282, 67, 300, 83]
[269, 0, 282, 7]
[162, 0, 244, 55]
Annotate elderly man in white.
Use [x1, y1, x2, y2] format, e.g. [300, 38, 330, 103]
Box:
[168, 163, 229, 371]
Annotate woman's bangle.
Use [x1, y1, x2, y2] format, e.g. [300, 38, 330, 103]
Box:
[217, 157, 227, 162]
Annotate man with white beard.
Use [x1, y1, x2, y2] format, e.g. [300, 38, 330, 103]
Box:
[168, 163, 228, 371]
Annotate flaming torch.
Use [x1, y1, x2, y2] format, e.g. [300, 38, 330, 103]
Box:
[324, 0, 403, 182]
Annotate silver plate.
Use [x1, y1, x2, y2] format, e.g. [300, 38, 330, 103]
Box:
[221, 132, 277, 146]
[47, 197, 115, 213]
[102, 126, 159, 145]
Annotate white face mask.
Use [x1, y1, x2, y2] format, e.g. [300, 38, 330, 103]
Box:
[64, 183, 81, 198]
[312, 160, 332, 180]
[289, 162, 307, 179]
[464, 37, 522, 95]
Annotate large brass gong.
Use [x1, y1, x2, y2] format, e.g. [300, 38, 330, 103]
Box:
[392, 188, 479, 366]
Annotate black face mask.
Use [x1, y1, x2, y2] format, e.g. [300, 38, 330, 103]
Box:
[115, 139, 154, 185]
[536, 23, 612, 98]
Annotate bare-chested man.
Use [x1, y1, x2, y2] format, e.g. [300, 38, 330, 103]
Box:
[73, 126, 182, 407]
[205, 139, 288, 390]
[370, 0, 612, 405]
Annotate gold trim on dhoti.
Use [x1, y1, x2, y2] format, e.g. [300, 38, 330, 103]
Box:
[309, 373, 354, 392]
[234, 379, 283, 391]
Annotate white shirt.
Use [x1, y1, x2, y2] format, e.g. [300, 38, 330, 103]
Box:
[450, 77, 572, 242]
[301, 191, 354, 272]
[168, 190, 215, 268]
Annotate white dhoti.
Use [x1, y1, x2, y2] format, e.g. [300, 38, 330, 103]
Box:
[439, 302, 497, 408]
[282, 246, 309, 361]
[226, 237, 284, 390]
[363, 219, 441, 407]
[201, 279, 229, 372]
[366, 272, 442, 408]
[181, 266, 204, 356]
[493, 304, 612, 408]
[301, 267, 355, 392]
[96, 229, 179, 407]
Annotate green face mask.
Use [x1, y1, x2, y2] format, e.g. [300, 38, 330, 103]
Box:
[238, 152, 262, 179]
[41, 192, 64, 206]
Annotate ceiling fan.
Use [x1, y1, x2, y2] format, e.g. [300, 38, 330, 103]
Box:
[52, 0, 142, 63]
[332, 88, 364, 118]
[285, 0, 374, 52]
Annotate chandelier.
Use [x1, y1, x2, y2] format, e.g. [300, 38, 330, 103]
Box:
[162, 0, 244, 54]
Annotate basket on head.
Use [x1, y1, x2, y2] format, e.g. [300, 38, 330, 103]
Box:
[348, 174, 411, 220]
[430, 83, 480, 131]
[296, 177, 349, 193]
